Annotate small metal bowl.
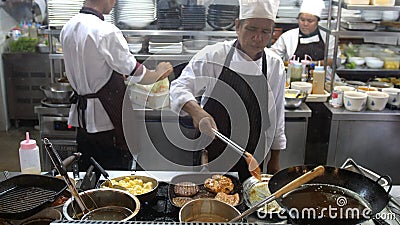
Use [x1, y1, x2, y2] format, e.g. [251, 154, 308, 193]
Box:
[284, 89, 307, 109]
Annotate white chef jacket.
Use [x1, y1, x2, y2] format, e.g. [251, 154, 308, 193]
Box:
[60, 13, 146, 133]
[270, 28, 339, 62]
[170, 40, 287, 150]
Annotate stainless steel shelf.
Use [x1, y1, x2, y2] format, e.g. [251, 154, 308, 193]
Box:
[332, 1, 400, 11]
[121, 30, 237, 37]
[50, 53, 196, 61]
[40, 29, 237, 37]
[319, 24, 400, 37]
[336, 67, 400, 75]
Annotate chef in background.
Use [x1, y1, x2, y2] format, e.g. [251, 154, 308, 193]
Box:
[270, 0, 339, 66]
[170, 0, 286, 181]
[60, 0, 173, 171]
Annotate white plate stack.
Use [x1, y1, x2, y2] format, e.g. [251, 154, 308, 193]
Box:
[47, 0, 84, 28]
[148, 37, 183, 54]
[116, 0, 156, 29]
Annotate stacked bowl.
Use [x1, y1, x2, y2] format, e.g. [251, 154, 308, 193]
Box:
[207, 4, 239, 31]
[181, 5, 206, 30]
[157, 0, 181, 29]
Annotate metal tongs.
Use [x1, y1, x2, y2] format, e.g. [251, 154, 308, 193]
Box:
[43, 138, 90, 215]
[212, 128, 261, 181]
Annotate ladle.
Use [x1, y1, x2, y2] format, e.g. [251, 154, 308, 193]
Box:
[212, 128, 261, 181]
[229, 165, 325, 222]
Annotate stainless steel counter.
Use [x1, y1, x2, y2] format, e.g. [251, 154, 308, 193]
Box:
[325, 103, 400, 184]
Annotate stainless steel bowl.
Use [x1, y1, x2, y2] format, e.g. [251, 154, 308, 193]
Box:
[284, 90, 307, 109]
[40, 83, 73, 103]
[179, 198, 241, 222]
[63, 189, 140, 221]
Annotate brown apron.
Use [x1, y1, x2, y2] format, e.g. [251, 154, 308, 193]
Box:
[70, 71, 129, 152]
[294, 29, 325, 61]
[202, 41, 270, 181]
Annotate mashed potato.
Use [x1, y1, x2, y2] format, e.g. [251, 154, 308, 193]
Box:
[111, 177, 154, 195]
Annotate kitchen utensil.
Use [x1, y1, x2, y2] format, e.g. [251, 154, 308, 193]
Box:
[81, 206, 134, 221]
[43, 138, 90, 215]
[268, 165, 392, 225]
[179, 198, 241, 222]
[229, 165, 325, 222]
[100, 175, 159, 203]
[63, 188, 140, 221]
[168, 173, 243, 208]
[40, 83, 73, 104]
[242, 174, 283, 216]
[0, 174, 67, 220]
[212, 128, 261, 181]
[90, 157, 127, 191]
[45, 152, 81, 176]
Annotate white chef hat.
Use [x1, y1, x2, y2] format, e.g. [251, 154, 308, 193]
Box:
[299, 0, 325, 18]
[239, 0, 280, 21]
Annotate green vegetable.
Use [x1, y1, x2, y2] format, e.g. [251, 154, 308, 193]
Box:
[9, 37, 39, 53]
[345, 62, 357, 69]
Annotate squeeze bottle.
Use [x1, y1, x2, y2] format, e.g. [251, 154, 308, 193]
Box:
[19, 132, 41, 174]
[312, 65, 326, 94]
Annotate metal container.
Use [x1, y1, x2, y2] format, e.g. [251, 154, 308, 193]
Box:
[284, 89, 307, 109]
[40, 83, 73, 103]
[179, 199, 240, 222]
[100, 175, 158, 203]
[63, 189, 140, 221]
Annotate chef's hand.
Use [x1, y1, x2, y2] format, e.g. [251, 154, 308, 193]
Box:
[182, 100, 217, 138]
[155, 62, 173, 81]
[139, 62, 173, 85]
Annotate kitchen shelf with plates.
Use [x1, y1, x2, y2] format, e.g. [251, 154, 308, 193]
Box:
[320, 0, 400, 95]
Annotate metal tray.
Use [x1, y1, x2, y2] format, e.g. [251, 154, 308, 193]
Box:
[168, 173, 243, 208]
[341, 21, 377, 31]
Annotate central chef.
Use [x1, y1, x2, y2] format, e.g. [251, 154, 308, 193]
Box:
[170, 0, 287, 181]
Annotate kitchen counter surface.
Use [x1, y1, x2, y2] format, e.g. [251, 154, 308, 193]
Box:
[325, 103, 400, 121]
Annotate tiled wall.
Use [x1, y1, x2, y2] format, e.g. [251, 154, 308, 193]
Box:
[0, 9, 17, 130]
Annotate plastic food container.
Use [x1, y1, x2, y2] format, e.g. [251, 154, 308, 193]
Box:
[384, 57, 400, 70]
[344, 0, 369, 4]
[371, 0, 395, 6]
[129, 86, 169, 109]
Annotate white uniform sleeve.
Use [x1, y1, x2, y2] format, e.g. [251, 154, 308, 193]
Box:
[268, 54, 287, 150]
[98, 28, 145, 82]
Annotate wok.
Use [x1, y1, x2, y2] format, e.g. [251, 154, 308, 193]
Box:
[268, 165, 391, 225]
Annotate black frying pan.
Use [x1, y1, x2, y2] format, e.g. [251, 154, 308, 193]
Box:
[0, 174, 67, 220]
[268, 165, 391, 225]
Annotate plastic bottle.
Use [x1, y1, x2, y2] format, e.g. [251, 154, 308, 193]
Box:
[19, 132, 41, 174]
[312, 65, 326, 94]
[291, 62, 303, 82]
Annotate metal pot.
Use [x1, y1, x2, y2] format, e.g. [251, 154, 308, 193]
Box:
[40, 83, 73, 103]
[63, 189, 140, 221]
[268, 165, 391, 225]
[179, 199, 241, 222]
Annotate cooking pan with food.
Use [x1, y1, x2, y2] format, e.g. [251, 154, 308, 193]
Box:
[268, 165, 391, 225]
[168, 173, 243, 208]
[100, 175, 158, 203]
[0, 174, 67, 220]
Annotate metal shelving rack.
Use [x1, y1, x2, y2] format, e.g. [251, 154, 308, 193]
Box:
[321, 0, 400, 94]
[41, 28, 238, 79]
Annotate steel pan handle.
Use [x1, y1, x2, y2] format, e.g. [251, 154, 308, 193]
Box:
[376, 175, 392, 194]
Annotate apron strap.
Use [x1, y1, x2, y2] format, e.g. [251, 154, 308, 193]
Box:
[70, 91, 98, 130]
